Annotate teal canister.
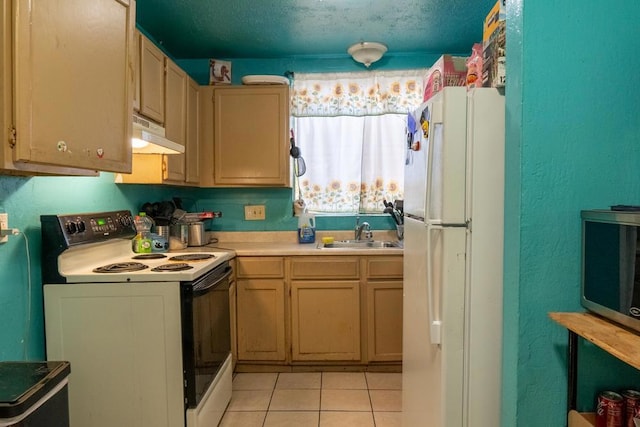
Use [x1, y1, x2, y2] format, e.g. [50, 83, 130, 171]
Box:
[297, 212, 316, 244]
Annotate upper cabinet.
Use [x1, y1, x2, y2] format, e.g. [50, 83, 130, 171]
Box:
[185, 78, 201, 185]
[163, 58, 187, 183]
[132, 30, 141, 113]
[117, 34, 196, 186]
[200, 85, 291, 187]
[139, 35, 165, 124]
[1, 0, 134, 175]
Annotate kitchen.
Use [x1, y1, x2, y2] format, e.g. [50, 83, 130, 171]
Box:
[1, 1, 640, 427]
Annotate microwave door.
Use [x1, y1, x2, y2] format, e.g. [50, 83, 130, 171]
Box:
[621, 226, 640, 317]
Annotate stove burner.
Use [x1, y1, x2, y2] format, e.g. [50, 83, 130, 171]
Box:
[151, 263, 194, 272]
[168, 254, 215, 262]
[93, 262, 149, 273]
[132, 253, 167, 260]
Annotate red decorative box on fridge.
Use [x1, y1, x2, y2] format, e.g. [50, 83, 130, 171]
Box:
[422, 55, 468, 102]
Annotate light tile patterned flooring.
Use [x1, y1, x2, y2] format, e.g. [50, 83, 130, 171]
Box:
[219, 371, 402, 427]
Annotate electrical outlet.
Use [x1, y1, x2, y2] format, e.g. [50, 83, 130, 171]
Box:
[0, 213, 8, 243]
[244, 205, 266, 220]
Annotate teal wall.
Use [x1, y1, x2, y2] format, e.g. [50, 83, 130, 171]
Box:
[6, 4, 639, 423]
[502, 0, 640, 425]
[0, 54, 426, 362]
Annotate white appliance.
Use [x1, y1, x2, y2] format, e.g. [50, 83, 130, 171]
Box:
[402, 87, 505, 427]
[40, 210, 233, 427]
[132, 113, 185, 154]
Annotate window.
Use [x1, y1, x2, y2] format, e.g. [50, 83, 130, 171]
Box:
[291, 70, 426, 214]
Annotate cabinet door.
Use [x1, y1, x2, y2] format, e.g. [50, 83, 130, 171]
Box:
[164, 58, 186, 183]
[198, 86, 215, 186]
[132, 30, 141, 112]
[213, 86, 290, 187]
[185, 78, 200, 184]
[366, 281, 403, 362]
[291, 280, 361, 361]
[236, 279, 286, 361]
[13, 0, 133, 173]
[139, 35, 165, 123]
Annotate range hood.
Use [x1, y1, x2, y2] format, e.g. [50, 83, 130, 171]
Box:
[131, 114, 184, 154]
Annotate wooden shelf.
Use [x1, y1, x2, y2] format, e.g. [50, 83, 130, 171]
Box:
[549, 312, 640, 370]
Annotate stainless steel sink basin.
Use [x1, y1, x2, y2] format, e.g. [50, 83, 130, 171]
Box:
[317, 240, 403, 249]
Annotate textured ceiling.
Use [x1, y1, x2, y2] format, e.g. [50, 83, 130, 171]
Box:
[136, 0, 496, 59]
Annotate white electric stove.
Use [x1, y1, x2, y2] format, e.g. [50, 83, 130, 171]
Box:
[58, 238, 232, 283]
[41, 210, 233, 427]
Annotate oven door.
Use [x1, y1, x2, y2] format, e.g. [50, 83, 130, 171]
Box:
[181, 262, 232, 408]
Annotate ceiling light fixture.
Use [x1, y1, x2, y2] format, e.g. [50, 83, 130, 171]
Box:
[347, 42, 387, 68]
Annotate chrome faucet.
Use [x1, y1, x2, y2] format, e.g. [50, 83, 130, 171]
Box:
[354, 217, 373, 241]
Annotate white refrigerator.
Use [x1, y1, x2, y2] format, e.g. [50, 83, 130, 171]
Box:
[402, 87, 505, 427]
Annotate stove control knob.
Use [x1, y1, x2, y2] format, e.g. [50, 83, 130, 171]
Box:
[76, 221, 86, 233]
[66, 222, 77, 234]
[120, 216, 132, 227]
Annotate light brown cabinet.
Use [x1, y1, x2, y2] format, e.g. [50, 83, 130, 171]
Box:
[139, 35, 165, 124]
[236, 257, 287, 362]
[199, 85, 291, 187]
[232, 254, 403, 368]
[291, 280, 361, 361]
[0, 0, 134, 175]
[117, 36, 197, 186]
[163, 58, 187, 183]
[365, 257, 403, 362]
[132, 30, 141, 113]
[185, 78, 200, 185]
[290, 257, 361, 361]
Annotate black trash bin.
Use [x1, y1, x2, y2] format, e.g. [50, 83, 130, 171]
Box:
[0, 361, 70, 427]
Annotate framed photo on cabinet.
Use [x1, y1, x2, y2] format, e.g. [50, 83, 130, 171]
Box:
[209, 59, 231, 85]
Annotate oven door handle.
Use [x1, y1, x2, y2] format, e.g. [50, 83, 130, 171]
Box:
[192, 266, 232, 295]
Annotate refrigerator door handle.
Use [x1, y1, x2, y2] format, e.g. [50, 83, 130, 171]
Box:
[426, 222, 443, 345]
[431, 99, 443, 124]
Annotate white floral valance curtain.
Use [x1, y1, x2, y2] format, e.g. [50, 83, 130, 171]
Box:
[291, 70, 427, 214]
[291, 70, 426, 117]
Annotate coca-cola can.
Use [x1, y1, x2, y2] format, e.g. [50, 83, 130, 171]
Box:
[597, 391, 624, 427]
[621, 390, 640, 427]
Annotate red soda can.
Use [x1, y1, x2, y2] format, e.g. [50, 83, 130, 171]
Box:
[621, 390, 640, 427]
[597, 391, 624, 427]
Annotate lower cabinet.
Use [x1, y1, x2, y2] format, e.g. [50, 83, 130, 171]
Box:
[232, 254, 403, 367]
[290, 256, 361, 362]
[366, 282, 403, 362]
[365, 257, 404, 362]
[291, 280, 361, 361]
[235, 257, 286, 362]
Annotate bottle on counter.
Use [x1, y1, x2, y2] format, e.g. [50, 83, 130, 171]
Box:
[298, 211, 316, 244]
[132, 212, 153, 253]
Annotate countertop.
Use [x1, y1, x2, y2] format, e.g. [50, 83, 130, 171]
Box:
[185, 230, 403, 257]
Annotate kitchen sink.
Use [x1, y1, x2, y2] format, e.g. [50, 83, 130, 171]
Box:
[317, 240, 403, 249]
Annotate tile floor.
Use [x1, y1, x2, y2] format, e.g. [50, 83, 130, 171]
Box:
[219, 371, 402, 427]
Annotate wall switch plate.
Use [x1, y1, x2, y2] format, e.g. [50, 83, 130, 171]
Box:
[244, 205, 266, 220]
[0, 213, 8, 243]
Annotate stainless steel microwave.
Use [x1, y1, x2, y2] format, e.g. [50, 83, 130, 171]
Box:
[581, 209, 640, 332]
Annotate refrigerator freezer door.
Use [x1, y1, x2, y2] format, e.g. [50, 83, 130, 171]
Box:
[403, 107, 429, 219]
[402, 217, 466, 427]
[426, 87, 468, 226]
